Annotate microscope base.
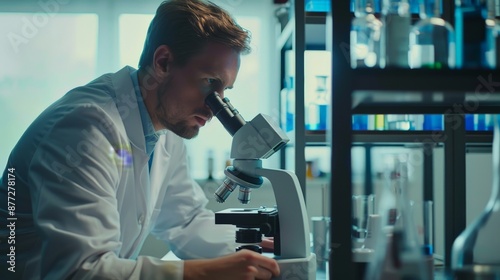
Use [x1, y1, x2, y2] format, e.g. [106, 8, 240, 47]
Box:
[264, 253, 317, 280]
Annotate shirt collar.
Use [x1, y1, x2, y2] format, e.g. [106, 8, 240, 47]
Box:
[130, 69, 167, 156]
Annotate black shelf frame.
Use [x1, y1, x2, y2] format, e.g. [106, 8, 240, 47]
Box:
[352, 68, 500, 92]
[330, 0, 354, 278]
[277, 0, 329, 198]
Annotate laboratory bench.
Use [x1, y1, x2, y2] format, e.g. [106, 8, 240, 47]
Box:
[319, 264, 454, 280]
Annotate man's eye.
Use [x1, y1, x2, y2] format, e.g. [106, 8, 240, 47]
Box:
[206, 78, 216, 85]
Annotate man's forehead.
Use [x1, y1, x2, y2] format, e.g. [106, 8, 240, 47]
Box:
[187, 43, 240, 78]
[191, 42, 240, 63]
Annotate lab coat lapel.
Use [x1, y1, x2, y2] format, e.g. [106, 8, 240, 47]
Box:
[111, 67, 147, 156]
[149, 136, 171, 209]
[110, 67, 150, 201]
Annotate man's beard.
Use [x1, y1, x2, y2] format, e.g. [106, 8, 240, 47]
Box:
[163, 118, 200, 139]
[155, 101, 200, 139]
[154, 81, 201, 139]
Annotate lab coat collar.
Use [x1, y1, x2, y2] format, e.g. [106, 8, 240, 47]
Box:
[110, 66, 148, 155]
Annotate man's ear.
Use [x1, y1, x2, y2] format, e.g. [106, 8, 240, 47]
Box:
[152, 45, 174, 78]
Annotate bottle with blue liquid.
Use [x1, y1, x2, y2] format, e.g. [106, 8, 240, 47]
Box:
[455, 0, 496, 68]
[353, 115, 369, 130]
[423, 114, 444, 130]
[465, 114, 495, 130]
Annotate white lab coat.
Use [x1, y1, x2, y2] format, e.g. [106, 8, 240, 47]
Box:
[0, 66, 236, 279]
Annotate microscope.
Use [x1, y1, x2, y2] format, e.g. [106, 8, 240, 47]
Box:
[205, 92, 316, 280]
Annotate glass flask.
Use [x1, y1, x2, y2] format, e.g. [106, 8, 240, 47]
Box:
[454, 0, 493, 68]
[382, 0, 411, 67]
[351, 0, 384, 68]
[409, 0, 456, 69]
[365, 153, 430, 280]
[451, 114, 500, 279]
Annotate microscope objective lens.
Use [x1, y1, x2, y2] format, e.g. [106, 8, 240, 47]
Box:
[214, 178, 237, 203]
[238, 187, 251, 204]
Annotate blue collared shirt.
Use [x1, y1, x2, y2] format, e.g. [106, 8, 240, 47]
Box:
[130, 69, 167, 157]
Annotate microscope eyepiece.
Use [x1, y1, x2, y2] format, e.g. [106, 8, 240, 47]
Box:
[205, 92, 246, 136]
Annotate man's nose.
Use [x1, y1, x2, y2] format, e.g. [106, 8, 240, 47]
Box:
[216, 90, 225, 99]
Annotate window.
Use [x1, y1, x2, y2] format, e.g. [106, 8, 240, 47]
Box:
[0, 13, 98, 169]
[119, 14, 154, 68]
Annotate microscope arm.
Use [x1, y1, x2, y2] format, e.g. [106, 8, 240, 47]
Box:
[255, 168, 311, 259]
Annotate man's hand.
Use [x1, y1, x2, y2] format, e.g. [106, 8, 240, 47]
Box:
[183, 249, 280, 280]
[260, 237, 274, 253]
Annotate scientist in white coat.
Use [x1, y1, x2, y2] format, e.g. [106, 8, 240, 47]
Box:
[0, 0, 279, 279]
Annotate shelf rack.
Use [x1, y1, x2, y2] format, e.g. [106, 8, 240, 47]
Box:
[277, 1, 498, 278]
[329, 0, 500, 279]
[277, 0, 329, 198]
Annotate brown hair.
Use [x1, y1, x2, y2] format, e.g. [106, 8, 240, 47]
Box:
[138, 0, 251, 68]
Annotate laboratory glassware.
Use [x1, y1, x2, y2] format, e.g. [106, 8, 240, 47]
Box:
[409, 0, 456, 69]
[382, 0, 411, 67]
[364, 153, 430, 280]
[351, 0, 384, 68]
[451, 114, 500, 279]
[455, 0, 493, 68]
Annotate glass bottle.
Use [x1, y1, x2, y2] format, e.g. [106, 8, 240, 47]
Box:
[423, 114, 444, 130]
[351, 0, 384, 68]
[385, 114, 414, 130]
[454, 0, 493, 68]
[365, 153, 430, 280]
[409, 0, 456, 69]
[475, 114, 487, 130]
[451, 114, 500, 279]
[486, 114, 494, 130]
[353, 114, 369, 130]
[382, 0, 412, 67]
[306, 75, 328, 131]
[484, 0, 497, 68]
[495, 0, 500, 67]
[375, 114, 385, 130]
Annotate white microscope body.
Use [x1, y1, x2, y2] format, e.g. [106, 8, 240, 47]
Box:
[206, 92, 316, 280]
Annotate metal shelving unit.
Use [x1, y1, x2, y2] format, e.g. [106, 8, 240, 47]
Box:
[328, 1, 500, 279]
[277, 1, 497, 278]
[277, 0, 328, 199]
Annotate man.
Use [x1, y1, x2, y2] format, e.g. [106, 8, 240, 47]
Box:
[0, 0, 279, 279]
